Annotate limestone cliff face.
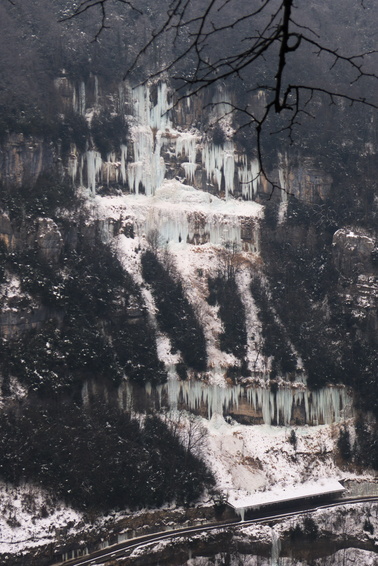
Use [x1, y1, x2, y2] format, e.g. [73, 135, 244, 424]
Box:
[0, 133, 54, 188]
[0, 214, 63, 256]
[279, 156, 333, 202]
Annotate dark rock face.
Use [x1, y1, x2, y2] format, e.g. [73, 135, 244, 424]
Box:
[332, 228, 378, 345]
[0, 305, 53, 338]
[332, 228, 376, 278]
[34, 217, 63, 262]
[0, 212, 13, 248]
[0, 133, 54, 187]
[278, 157, 333, 203]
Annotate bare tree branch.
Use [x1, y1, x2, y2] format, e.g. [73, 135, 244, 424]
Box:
[62, 0, 378, 195]
[60, 0, 142, 41]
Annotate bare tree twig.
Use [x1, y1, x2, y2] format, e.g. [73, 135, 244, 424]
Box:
[62, 0, 378, 195]
[60, 0, 142, 41]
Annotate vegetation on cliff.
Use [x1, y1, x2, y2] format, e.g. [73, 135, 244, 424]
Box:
[260, 195, 378, 419]
[142, 250, 207, 372]
[0, 229, 166, 396]
[0, 400, 214, 511]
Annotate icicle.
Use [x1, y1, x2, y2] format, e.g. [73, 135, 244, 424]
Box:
[236, 507, 246, 522]
[124, 187, 250, 248]
[175, 131, 198, 183]
[104, 153, 117, 186]
[68, 146, 78, 184]
[164, 380, 242, 419]
[85, 150, 102, 194]
[201, 141, 236, 198]
[116, 375, 352, 426]
[120, 144, 127, 185]
[150, 82, 171, 130]
[223, 149, 235, 199]
[182, 162, 197, 183]
[271, 530, 281, 566]
[277, 153, 289, 222]
[94, 75, 99, 106]
[161, 382, 353, 425]
[238, 157, 260, 200]
[129, 127, 166, 195]
[117, 381, 134, 412]
[175, 132, 198, 163]
[78, 81, 86, 115]
[276, 388, 294, 425]
[133, 85, 150, 125]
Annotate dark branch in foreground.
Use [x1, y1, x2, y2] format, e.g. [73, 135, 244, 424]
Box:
[60, 0, 142, 41]
[62, 0, 378, 195]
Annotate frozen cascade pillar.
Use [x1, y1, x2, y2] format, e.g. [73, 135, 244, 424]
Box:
[271, 530, 281, 566]
[238, 507, 246, 522]
[73, 81, 86, 115]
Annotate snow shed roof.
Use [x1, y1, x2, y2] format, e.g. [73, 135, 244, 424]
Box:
[228, 479, 345, 512]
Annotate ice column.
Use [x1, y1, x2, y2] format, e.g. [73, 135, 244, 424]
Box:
[176, 132, 198, 183]
[202, 141, 235, 198]
[164, 380, 241, 419]
[150, 82, 171, 130]
[120, 144, 127, 184]
[118, 381, 134, 412]
[68, 149, 78, 185]
[236, 507, 246, 522]
[278, 153, 289, 222]
[271, 530, 281, 566]
[86, 150, 102, 195]
[238, 156, 260, 200]
[128, 84, 169, 195]
[73, 81, 86, 115]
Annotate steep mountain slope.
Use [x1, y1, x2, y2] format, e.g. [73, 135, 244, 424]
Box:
[0, 1, 377, 563]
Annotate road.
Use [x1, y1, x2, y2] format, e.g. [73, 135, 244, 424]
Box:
[55, 496, 378, 566]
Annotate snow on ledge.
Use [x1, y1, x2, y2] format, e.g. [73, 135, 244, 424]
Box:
[228, 479, 345, 512]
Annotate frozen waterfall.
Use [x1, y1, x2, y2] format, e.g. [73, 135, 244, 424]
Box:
[159, 380, 352, 425]
[117, 379, 353, 426]
[80, 81, 261, 200]
[94, 181, 262, 250]
[271, 530, 281, 566]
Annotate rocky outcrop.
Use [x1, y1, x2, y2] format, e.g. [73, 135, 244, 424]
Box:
[0, 214, 64, 256]
[333, 228, 376, 279]
[34, 217, 63, 262]
[0, 212, 13, 248]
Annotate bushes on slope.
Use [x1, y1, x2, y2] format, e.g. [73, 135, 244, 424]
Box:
[207, 273, 247, 363]
[0, 238, 166, 395]
[259, 198, 347, 388]
[250, 276, 297, 376]
[141, 250, 207, 372]
[0, 400, 214, 512]
[0, 172, 76, 221]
